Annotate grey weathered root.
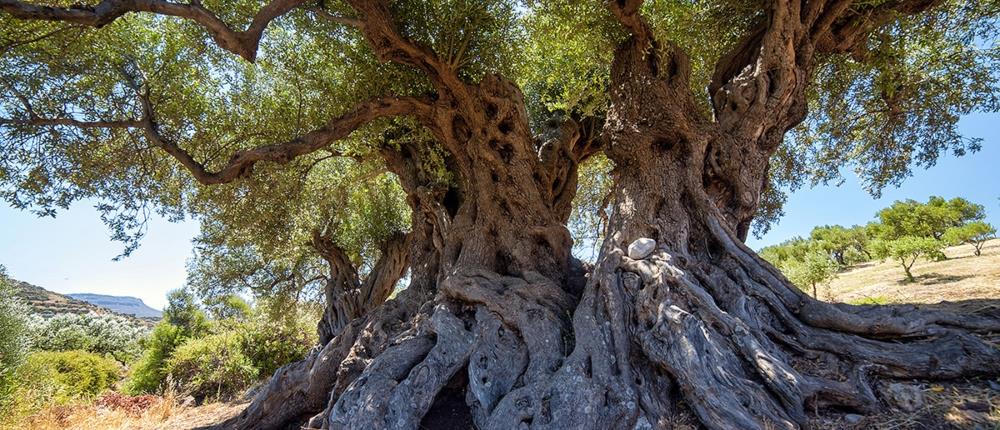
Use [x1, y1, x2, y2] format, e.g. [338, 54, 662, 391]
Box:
[324, 268, 577, 430]
[222, 284, 433, 430]
[565, 214, 1000, 430]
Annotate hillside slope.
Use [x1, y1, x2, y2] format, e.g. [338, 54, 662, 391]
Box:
[15, 281, 109, 317]
[68, 293, 162, 319]
[827, 238, 1000, 304]
[14, 280, 158, 324]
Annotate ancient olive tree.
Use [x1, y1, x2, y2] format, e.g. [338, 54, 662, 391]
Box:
[2, 0, 1000, 429]
[876, 196, 987, 242]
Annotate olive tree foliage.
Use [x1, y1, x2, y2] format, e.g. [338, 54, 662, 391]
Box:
[760, 239, 838, 297]
[758, 2, 1000, 235]
[25, 313, 149, 363]
[809, 224, 876, 266]
[870, 235, 945, 281]
[876, 196, 987, 241]
[942, 220, 996, 256]
[760, 242, 843, 298]
[0, 0, 994, 250]
[185, 157, 413, 306]
[783, 251, 838, 299]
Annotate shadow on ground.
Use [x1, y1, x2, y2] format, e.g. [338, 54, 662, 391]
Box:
[902, 272, 975, 286]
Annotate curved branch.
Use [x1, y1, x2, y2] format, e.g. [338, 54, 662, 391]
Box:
[358, 231, 409, 308]
[343, 0, 471, 105]
[0, 0, 306, 61]
[139, 94, 433, 185]
[813, 0, 942, 55]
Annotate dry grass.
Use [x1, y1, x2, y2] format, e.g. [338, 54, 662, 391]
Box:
[11, 393, 246, 430]
[814, 238, 1000, 429]
[827, 239, 1000, 305]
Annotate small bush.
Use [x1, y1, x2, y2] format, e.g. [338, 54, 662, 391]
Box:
[126, 297, 316, 400]
[124, 323, 186, 395]
[237, 314, 314, 379]
[165, 333, 258, 401]
[18, 351, 121, 405]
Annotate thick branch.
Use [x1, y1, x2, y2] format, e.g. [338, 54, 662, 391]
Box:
[139, 94, 432, 185]
[358, 231, 409, 308]
[1, 93, 432, 185]
[0, 0, 305, 61]
[343, 0, 472, 106]
[607, 0, 652, 44]
[813, 0, 942, 55]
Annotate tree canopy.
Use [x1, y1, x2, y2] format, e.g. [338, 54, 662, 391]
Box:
[1, 0, 997, 256]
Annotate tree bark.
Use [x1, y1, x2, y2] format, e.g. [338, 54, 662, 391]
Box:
[313, 231, 410, 345]
[7, 0, 994, 427]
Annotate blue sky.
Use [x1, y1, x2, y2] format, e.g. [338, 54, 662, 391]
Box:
[1, 112, 997, 310]
[746, 112, 1000, 249]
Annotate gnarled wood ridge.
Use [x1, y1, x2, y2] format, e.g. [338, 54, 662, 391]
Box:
[2, 0, 998, 428]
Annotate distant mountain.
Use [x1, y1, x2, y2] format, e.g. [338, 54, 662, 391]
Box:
[68, 293, 162, 319]
[15, 281, 106, 317]
[13, 280, 160, 325]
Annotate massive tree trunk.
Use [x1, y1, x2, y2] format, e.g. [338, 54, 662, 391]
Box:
[537, 30, 1000, 430]
[226, 69, 1000, 429]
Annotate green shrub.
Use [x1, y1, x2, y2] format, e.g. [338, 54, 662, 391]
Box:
[164, 289, 210, 337]
[0, 268, 30, 419]
[124, 322, 186, 395]
[126, 297, 316, 400]
[237, 313, 314, 379]
[18, 351, 120, 403]
[165, 333, 258, 400]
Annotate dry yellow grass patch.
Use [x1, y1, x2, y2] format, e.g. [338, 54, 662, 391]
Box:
[12, 396, 246, 430]
[827, 239, 1000, 305]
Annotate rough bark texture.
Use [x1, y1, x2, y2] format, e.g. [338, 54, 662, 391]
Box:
[313, 231, 410, 345]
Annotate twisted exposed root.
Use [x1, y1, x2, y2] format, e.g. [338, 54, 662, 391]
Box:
[604, 233, 1000, 430]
